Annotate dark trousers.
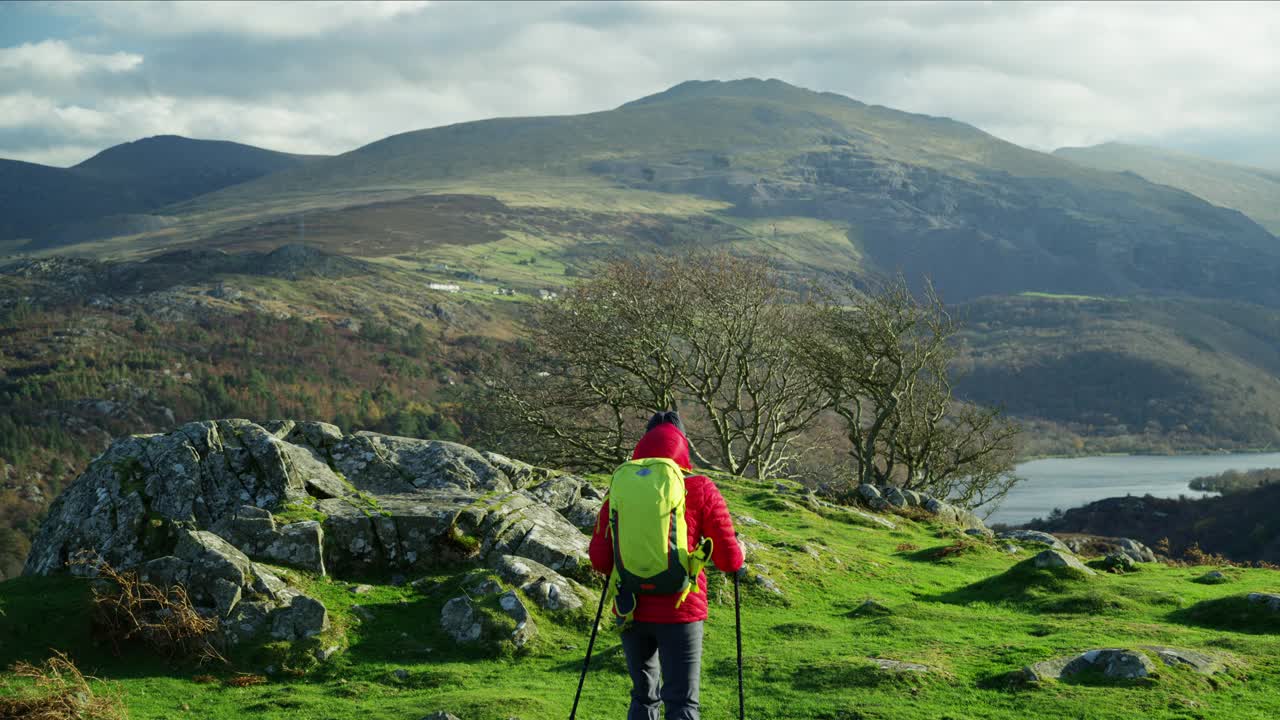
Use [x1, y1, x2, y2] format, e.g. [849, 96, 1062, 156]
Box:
[620, 621, 704, 720]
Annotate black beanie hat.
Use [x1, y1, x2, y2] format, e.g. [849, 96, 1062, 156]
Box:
[646, 410, 685, 434]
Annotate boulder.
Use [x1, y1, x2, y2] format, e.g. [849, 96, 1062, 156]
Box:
[440, 596, 483, 644]
[1101, 553, 1136, 573]
[881, 486, 909, 508]
[174, 529, 253, 614]
[492, 554, 585, 611]
[270, 594, 329, 641]
[856, 484, 891, 511]
[871, 658, 931, 673]
[1195, 570, 1231, 584]
[1032, 550, 1096, 575]
[1024, 649, 1154, 682]
[1142, 646, 1226, 675]
[997, 530, 1069, 552]
[1247, 592, 1280, 611]
[1115, 538, 1157, 563]
[498, 590, 537, 649]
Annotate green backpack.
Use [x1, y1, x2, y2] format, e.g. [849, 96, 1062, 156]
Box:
[605, 457, 713, 626]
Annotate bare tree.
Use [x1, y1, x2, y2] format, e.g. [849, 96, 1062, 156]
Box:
[797, 277, 1021, 508]
[476, 253, 829, 478]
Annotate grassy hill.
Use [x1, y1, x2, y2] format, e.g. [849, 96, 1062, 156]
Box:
[0, 136, 323, 248]
[3, 473, 1280, 719]
[1056, 142, 1280, 235]
[956, 294, 1280, 455]
[35, 78, 1278, 308]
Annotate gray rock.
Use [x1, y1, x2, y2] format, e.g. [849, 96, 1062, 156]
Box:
[492, 554, 584, 611]
[420, 713, 461, 720]
[922, 497, 958, 523]
[997, 530, 1070, 551]
[1196, 570, 1231, 584]
[1248, 592, 1280, 611]
[270, 594, 329, 641]
[1115, 538, 1157, 563]
[1032, 550, 1096, 575]
[520, 475, 604, 531]
[316, 645, 341, 662]
[333, 434, 511, 494]
[174, 529, 253, 611]
[1141, 646, 1226, 675]
[498, 590, 537, 649]
[1000, 543, 1021, 554]
[482, 451, 556, 488]
[470, 578, 504, 596]
[881, 486, 909, 508]
[871, 658, 931, 673]
[441, 596, 483, 644]
[852, 599, 893, 616]
[856, 484, 882, 502]
[1102, 553, 1136, 573]
[964, 527, 994, 540]
[1025, 649, 1154, 682]
[215, 507, 326, 575]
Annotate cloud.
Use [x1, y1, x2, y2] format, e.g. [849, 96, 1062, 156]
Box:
[4, 1, 1280, 168]
[0, 40, 141, 77]
[68, 1, 432, 39]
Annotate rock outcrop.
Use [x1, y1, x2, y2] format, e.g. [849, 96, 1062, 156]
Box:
[1025, 647, 1227, 682]
[24, 419, 596, 651]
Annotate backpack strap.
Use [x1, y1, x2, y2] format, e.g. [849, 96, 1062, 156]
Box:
[674, 537, 714, 609]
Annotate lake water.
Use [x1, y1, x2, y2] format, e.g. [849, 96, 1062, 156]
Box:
[986, 452, 1280, 527]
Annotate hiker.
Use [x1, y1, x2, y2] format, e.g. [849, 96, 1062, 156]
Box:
[588, 411, 745, 720]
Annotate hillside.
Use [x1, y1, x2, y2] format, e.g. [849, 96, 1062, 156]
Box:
[3, 424, 1280, 720]
[955, 293, 1280, 455]
[1056, 142, 1280, 235]
[0, 136, 323, 248]
[1027, 482, 1280, 564]
[26, 78, 1279, 308]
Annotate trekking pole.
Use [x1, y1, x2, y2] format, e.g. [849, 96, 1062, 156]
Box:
[734, 570, 745, 720]
[569, 581, 609, 720]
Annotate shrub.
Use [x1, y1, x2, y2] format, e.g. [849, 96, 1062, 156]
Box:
[76, 553, 224, 665]
[0, 651, 127, 720]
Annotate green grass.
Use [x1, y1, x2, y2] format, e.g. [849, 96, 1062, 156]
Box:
[4, 476, 1280, 718]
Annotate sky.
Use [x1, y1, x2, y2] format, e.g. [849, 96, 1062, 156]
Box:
[3, 0, 1280, 168]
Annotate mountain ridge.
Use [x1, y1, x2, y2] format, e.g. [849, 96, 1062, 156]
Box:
[0, 135, 325, 247]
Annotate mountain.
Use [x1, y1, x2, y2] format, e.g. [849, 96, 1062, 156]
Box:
[1055, 142, 1280, 235]
[150, 78, 1280, 307]
[0, 135, 324, 247]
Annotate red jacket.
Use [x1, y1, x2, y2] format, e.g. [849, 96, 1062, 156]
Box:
[589, 422, 744, 624]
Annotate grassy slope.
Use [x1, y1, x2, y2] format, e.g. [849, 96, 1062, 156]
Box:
[3, 476, 1280, 720]
[1056, 143, 1280, 235]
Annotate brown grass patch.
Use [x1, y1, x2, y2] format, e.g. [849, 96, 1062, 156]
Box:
[223, 674, 267, 688]
[73, 553, 225, 665]
[0, 652, 127, 720]
[895, 543, 920, 553]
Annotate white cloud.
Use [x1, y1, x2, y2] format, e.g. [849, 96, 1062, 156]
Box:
[72, 1, 431, 38]
[0, 40, 141, 78]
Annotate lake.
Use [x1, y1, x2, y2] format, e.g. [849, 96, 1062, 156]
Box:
[986, 452, 1280, 527]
